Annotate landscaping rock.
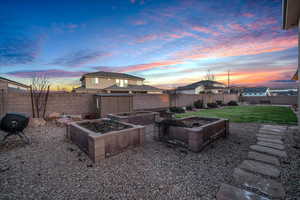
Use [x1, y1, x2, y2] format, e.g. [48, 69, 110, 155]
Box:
[28, 118, 46, 127]
[248, 151, 280, 166]
[257, 137, 283, 144]
[257, 141, 285, 150]
[47, 112, 61, 120]
[238, 160, 280, 178]
[256, 134, 282, 140]
[233, 168, 285, 199]
[216, 183, 270, 200]
[250, 145, 287, 158]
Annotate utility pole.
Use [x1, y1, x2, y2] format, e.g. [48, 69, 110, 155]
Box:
[227, 70, 230, 93]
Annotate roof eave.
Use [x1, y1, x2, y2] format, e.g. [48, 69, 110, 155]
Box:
[282, 0, 300, 30]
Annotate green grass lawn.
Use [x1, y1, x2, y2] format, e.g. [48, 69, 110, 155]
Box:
[176, 105, 297, 125]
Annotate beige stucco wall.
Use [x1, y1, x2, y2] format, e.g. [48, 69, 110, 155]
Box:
[83, 77, 142, 89]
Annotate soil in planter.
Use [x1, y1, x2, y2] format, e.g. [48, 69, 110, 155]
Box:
[118, 112, 149, 116]
[80, 120, 131, 134]
[181, 118, 217, 128]
[160, 118, 217, 128]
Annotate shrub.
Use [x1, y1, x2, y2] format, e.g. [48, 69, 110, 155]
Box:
[186, 105, 193, 111]
[169, 107, 185, 113]
[216, 100, 223, 105]
[227, 101, 238, 106]
[207, 102, 218, 108]
[194, 100, 203, 109]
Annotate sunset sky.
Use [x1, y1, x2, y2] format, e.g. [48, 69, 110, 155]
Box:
[0, 0, 298, 90]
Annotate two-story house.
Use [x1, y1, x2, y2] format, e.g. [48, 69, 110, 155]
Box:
[74, 71, 162, 94]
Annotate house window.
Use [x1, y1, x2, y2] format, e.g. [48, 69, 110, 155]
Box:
[95, 78, 99, 84]
[137, 80, 143, 85]
[116, 79, 128, 87]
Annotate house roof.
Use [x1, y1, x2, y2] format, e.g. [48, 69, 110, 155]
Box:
[282, 0, 300, 30]
[176, 80, 225, 91]
[0, 76, 30, 88]
[243, 87, 269, 93]
[104, 84, 162, 91]
[81, 71, 144, 81]
[292, 70, 298, 81]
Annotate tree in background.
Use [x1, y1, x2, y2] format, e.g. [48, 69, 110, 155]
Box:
[204, 69, 215, 81]
[30, 74, 50, 118]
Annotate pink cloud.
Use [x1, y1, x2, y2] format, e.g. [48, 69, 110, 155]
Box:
[119, 60, 184, 73]
[242, 13, 254, 18]
[247, 18, 277, 30]
[228, 23, 247, 32]
[192, 26, 220, 36]
[132, 20, 147, 25]
[174, 34, 298, 61]
[135, 34, 159, 43]
[7, 69, 86, 78]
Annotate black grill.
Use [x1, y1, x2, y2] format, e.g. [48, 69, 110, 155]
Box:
[1, 113, 30, 144]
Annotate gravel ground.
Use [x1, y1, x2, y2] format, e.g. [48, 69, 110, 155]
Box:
[0, 122, 297, 200]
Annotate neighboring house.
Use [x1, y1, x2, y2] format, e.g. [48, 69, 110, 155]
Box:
[0, 77, 30, 91]
[269, 88, 298, 96]
[282, 0, 300, 132]
[242, 87, 270, 96]
[175, 80, 227, 94]
[74, 71, 162, 94]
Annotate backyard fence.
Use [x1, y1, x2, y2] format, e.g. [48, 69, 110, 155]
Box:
[241, 96, 297, 105]
[2, 88, 239, 117]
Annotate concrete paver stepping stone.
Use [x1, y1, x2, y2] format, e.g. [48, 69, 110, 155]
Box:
[257, 141, 285, 150]
[259, 130, 284, 136]
[257, 137, 283, 145]
[250, 145, 287, 158]
[260, 128, 284, 133]
[248, 151, 280, 166]
[256, 134, 282, 140]
[238, 160, 280, 178]
[216, 183, 270, 200]
[233, 168, 285, 199]
[261, 125, 286, 130]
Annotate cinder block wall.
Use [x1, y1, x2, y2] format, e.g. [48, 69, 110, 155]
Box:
[3, 89, 240, 116]
[169, 94, 239, 107]
[133, 94, 170, 110]
[5, 90, 96, 116]
[241, 96, 297, 105]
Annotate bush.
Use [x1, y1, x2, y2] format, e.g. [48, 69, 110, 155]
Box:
[194, 100, 203, 109]
[227, 101, 238, 106]
[169, 107, 185, 113]
[216, 100, 223, 105]
[207, 102, 218, 108]
[186, 105, 193, 111]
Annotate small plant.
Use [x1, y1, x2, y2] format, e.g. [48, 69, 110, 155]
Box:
[216, 100, 223, 105]
[207, 102, 218, 108]
[228, 101, 238, 106]
[186, 105, 193, 111]
[194, 100, 203, 109]
[169, 107, 185, 113]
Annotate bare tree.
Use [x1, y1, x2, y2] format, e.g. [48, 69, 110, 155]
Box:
[204, 69, 215, 81]
[30, 74, 50, 118]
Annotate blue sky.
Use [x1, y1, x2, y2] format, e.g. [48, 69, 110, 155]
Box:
[0, 0, 298, 89]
